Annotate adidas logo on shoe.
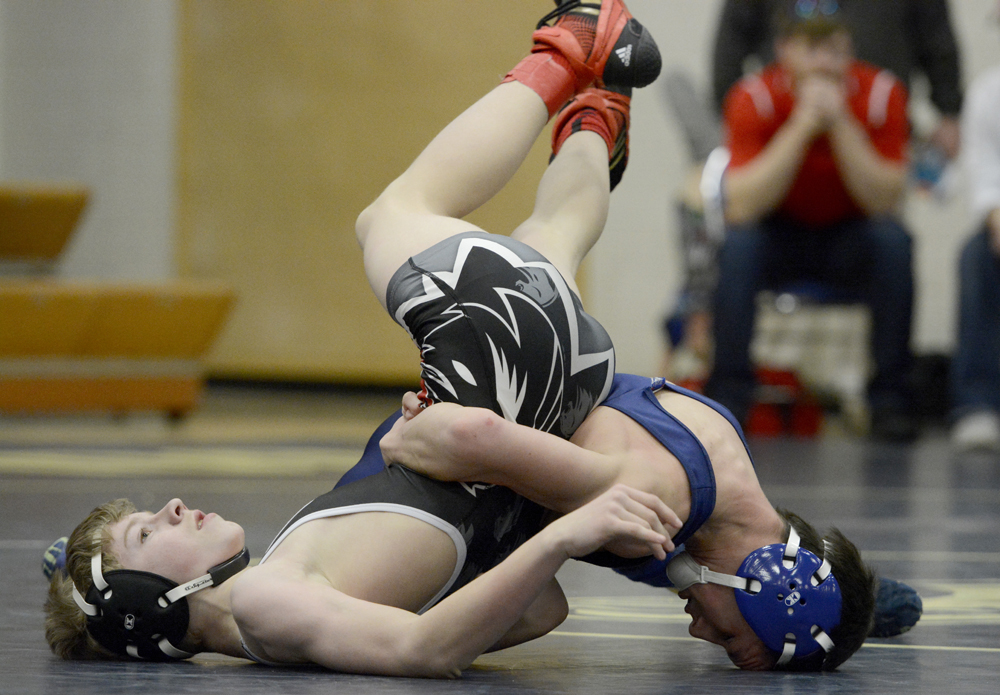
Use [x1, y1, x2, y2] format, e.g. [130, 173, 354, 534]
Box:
[534, 3, 661, 90]
[615, 44, 632, 67]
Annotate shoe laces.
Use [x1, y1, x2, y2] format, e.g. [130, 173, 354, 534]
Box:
[536, 0, 591, 29]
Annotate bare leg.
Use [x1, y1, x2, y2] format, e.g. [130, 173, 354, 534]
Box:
[358, 0, 657, 309]
[510, 130, 610, 297]
[511, 83, 631, 296]
[356, 81, 548, 309]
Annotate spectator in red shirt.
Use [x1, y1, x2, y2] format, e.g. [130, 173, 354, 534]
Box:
[704, 4, 919, 441]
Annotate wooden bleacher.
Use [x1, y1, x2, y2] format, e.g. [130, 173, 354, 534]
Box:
[0, 183, 234, 416]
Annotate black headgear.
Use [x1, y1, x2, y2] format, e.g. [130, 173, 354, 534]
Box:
[72, 547, 250, 660]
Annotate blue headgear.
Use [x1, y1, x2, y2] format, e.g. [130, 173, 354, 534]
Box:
[71, 546, 250, 661]
[666, 526, 841, 666]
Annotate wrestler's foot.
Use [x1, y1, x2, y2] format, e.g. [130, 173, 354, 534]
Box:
[535, 0, 661, 94]
[551, 87, 630, 190]
[869, 577, 923, 637]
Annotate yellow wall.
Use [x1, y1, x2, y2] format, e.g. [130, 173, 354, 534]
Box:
[177, 1, 551, 383]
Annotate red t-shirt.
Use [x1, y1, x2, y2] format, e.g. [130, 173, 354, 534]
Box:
[723, 61, 908, 228]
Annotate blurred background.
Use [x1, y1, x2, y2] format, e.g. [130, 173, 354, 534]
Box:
[2, 0, 999, 393]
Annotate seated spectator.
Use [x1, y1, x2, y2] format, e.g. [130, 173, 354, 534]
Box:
[711, 0, 963, 162]
[704, 4, 919, 441]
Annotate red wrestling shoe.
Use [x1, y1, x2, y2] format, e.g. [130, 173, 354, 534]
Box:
[551, 87, 631, 190]
[535, 0, 661, 95]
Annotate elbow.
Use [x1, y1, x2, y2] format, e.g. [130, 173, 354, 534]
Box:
[857, 166, 907, 215]
[446, 408, 505, 464]
[423, 654, 466, 679]
[880, 178, 907, 212]
[721, 171, 773, 226]
[724, 205, 752, 227]
[496, 584, 568, 651]
[722, 178, 769, 226]
[404, 652, 463, 679]
[861, 198, 900, 217]
[857, 184, 905, 216]
[723, 197, 761, 227]
[396, 635, 466, 679]
[531, 588, 569, 638]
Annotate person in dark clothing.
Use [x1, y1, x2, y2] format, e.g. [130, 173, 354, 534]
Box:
[711, 0, 963, 159]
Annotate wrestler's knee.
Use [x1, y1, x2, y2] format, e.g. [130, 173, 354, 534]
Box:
[355, 187, 409, 250]
[355, 200, 377, 249]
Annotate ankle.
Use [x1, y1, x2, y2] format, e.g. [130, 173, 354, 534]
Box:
[551, 88, 629, 158]
[502, 50, 577, 119]
[551, 88, 631, 190]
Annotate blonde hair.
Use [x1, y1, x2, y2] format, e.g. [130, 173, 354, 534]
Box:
[44, 499, 136, 660]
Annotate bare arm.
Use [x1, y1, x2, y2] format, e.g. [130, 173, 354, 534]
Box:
[723, 84, 824, 225]
[382, 397, 621, 512]
[487, 578, 568, 652]
[828, 111, 906, 215]
[384, 396, 683, 560]
[726, 73, 905, 222]
[231, 486, 671, 677]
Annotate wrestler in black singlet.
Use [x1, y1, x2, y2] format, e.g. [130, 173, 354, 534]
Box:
[386, 232, 615, 439]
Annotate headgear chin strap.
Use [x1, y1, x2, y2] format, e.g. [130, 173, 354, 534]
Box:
[72, 547, 250, 661]
[666, 527, 841, 666]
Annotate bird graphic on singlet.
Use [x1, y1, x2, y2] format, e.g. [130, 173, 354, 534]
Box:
[391, 235, 615, 439]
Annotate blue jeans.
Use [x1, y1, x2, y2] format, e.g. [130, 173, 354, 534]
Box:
[950, 226, 1000, 418]
[706, 214, 914, 423]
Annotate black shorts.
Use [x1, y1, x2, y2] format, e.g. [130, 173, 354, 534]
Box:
[386, 232, 615, 439]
